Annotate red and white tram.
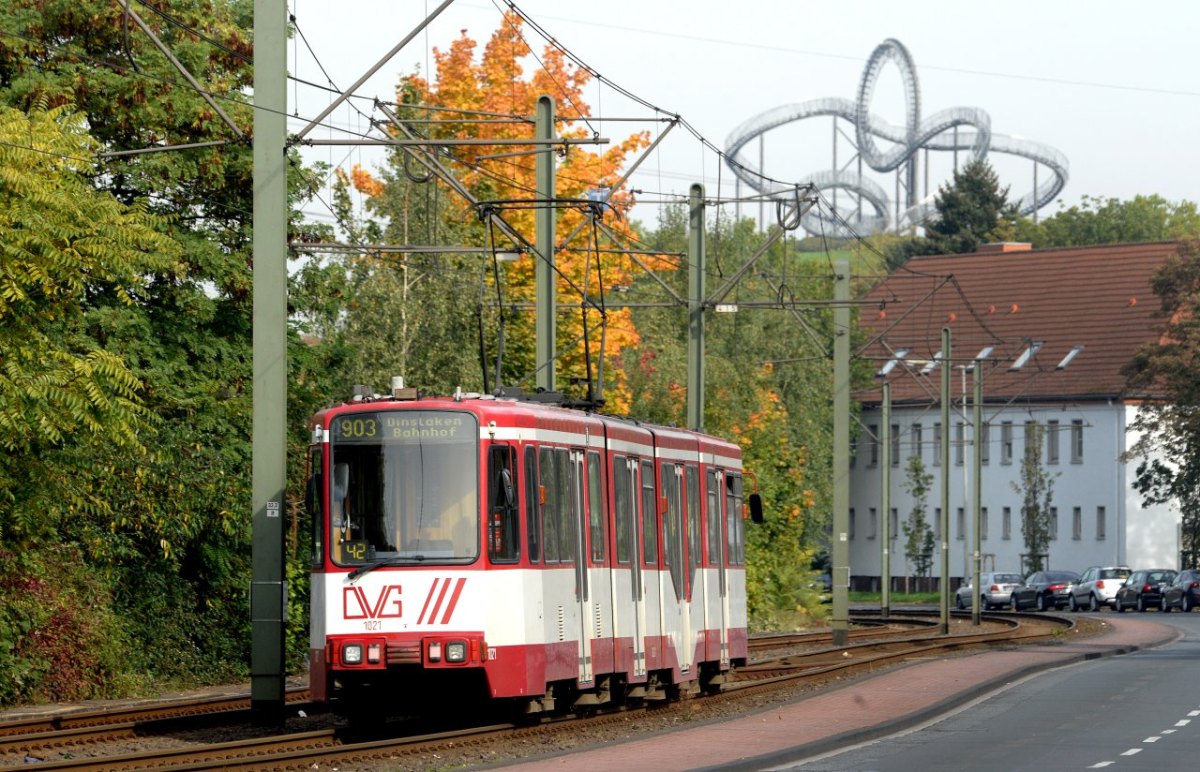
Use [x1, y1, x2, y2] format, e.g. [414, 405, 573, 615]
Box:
[306, 385, 759, 715]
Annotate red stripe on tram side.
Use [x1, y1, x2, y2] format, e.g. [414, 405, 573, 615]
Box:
[424, 578, 452, 624]
[440, 577, 467, 624]
[418, 579, 441, 625]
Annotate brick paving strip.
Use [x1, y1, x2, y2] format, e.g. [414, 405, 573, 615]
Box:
[496, 617, 1178, 772]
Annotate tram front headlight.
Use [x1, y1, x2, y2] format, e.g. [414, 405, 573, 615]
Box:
[446, 641, 467, 663]
[342, 643, 363, 665]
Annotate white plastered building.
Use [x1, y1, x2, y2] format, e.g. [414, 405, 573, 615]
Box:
[848, 242, 1181, 587]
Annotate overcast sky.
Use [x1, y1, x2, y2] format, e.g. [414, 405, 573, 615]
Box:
[287, 0, 1200, 233]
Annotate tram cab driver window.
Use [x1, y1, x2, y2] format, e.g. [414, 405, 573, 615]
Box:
[329, 410, 480, 565]
[488, 445, 520, 562]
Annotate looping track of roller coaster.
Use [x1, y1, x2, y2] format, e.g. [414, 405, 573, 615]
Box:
[725, 38, 1069, 236]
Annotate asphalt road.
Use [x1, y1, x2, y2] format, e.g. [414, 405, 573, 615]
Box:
[782, 611, 1200, 772]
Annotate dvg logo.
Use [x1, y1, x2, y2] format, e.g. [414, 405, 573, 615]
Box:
[343, 585, 403, 619]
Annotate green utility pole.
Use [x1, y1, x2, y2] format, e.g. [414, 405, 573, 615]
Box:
[881, 382, 891, 617]
[250, 0, 287, 721]
[939, 327, 952, 635]
[687, 183, 705, 431]
[831, 261, 851, 647]
[971, 357, 983, 625]
[535, 95, 556, 393]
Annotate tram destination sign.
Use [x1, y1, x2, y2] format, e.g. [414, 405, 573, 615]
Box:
[331, 411, 474, 443]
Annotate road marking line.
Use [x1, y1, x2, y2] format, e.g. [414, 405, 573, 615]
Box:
[1144, 737, 1160, 743]
[1162, 729, 1177, 734]
[1089, 763, 1114, 768]
[1190, 710, 1200, 717]
[1176, 719, 1191, 727]
[1121, 748, 1142, 756]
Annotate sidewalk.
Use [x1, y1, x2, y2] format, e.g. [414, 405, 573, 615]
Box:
[494, 616, 1179, 772]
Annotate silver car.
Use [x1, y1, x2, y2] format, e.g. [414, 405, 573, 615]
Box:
[1069, 565, 1132, 611]
[955, 572, 1025, 611]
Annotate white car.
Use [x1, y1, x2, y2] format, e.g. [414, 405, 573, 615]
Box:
[1069, 565, 1131, 611]
[955, 572, 1025, 611]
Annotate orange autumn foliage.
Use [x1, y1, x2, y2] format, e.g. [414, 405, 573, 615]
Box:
[349, 164, 384, 197]
[364, 12, 663, 411]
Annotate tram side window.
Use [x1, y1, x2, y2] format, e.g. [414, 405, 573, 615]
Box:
[487, 445, 520, 563]
[640, 460, 658, 566]
[725, 473, 745, 565]
[686, 465, 700, 587]
[306, 447, 324, 566]
[525, 446, 540, 563]
[559, 448, 577, 565]
[705, 469, 721, 566]
[613, 457, 632, 564]
[587, 451, 605, 563]
[540, 447, 559, 562]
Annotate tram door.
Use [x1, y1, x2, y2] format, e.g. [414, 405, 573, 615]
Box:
[571, 450, 595, 685]
[633, 458, 652, 677]
[609, 456, 648, 681]
[706, 469, 730, 666]
[662, 463, 692, 673]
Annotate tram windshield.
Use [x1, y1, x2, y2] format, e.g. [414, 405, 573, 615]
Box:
[327, 410, 479, 565]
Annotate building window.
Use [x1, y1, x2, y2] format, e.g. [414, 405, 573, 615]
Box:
[1097, 506, 1106, 540]
[933, 423, 942, 466]
[868, 508, 877, 539]
[1071, 420, 1084, 463]
[1049, 506, 1058, 540]
[954, 422, 965, 466]
[981, 507, 989, 541]
[850, 435, 857, 469]
[911, 423, 923, 458]
[1002, 507, 1011, 540]
[1047, 420, 1060, 465]
[890, 507, 899, 540]
[868, 424, 879, 467]
[934, 508, 941, 540]
[956, 507, 965, 540]
[849, 508, 855, 540]
[891, 424, 900, 466]
[1072, 506, 1082, 540]
[980, 422, 990, 465]
[1001, 421, 1013, 465]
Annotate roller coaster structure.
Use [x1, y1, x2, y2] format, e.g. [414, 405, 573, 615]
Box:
[724, 39, 1069, 236]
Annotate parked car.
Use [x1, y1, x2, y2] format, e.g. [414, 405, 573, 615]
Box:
[1069, 565, 1131, 611]
[1114, 569, 1178, 612]
[1010, 570, 1081, 611]
[956, 572, 1024, 611]
[1162, 569, 1200, 612]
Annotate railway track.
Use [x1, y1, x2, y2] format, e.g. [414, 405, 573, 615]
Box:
[747, 613, 940, 653]
[0, 612, 1073, 771]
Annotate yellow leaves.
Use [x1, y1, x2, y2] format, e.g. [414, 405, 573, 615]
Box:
[379, 13, 654, 404]
[342, 165, 383, 197]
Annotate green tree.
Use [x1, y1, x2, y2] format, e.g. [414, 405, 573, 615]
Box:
[1014, 194, 1200, 248]
[1122, 238, 1200, 565]
[292, 164, 484, 397]
[0, 0, 328, 696]
[901, 455, 935, 578]
[1011, 422, 1057, 573]
[621, 205, 846, 627]
[0, 104, 182, 703]
[902, 160, 1015, 258]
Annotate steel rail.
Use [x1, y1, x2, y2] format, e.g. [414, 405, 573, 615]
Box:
[0, 614, 1072, 770]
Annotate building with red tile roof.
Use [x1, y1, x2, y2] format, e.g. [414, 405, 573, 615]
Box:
[848, 241, 1180, 590]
